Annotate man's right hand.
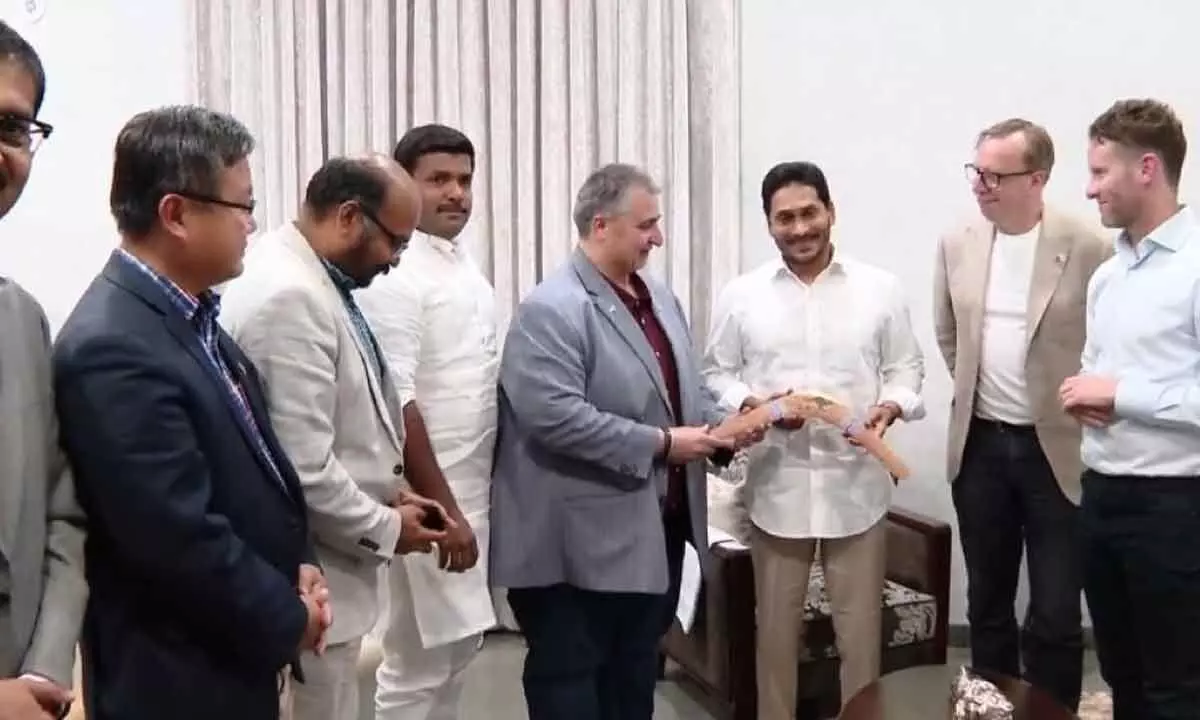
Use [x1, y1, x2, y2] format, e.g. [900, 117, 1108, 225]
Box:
[298, 591, 330, 655]
[664, 425, 733, 464]
[394, 504, 449, 555]
[0, 678, 60, 720]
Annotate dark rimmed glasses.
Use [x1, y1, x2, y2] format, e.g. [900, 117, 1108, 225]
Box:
[0, 111, 53, 154]
[964, 163, 1035, 191]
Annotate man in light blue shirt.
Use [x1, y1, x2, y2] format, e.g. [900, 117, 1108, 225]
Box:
[1060, 98, 1200, 720]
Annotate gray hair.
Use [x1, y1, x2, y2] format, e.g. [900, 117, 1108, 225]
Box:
[572, 163, 660, 237]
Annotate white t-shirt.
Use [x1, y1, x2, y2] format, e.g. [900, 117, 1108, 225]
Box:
[975, 223, 1040, 424]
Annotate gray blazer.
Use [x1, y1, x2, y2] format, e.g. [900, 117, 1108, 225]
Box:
[0, 279, 86, 684]
[490, 248, 725, 595]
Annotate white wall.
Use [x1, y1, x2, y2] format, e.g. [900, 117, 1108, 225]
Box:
[0, 0, 189, 331]
[740, 0, 1200, 627]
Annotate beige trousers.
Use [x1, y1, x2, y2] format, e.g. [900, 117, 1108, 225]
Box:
[750, 518, 887, 720]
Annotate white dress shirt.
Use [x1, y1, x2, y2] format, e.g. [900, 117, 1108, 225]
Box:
[703, 254, 925, 539]
[1081, 206, 1200, 477]
[356, 230, 499, 647]
[975, 224, 1039, 424]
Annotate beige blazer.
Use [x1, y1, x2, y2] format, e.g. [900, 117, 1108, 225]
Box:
[219, 224, 408, 646]
[0, 280, 87, 685]
[933, 207, 1111, 504]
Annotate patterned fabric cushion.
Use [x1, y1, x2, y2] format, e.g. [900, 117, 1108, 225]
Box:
[795, 567, 938, 663]
[710, 451, 938, 662]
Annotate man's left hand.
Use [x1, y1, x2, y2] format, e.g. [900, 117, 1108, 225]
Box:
[1059, 374, 1118, 412]
[437, 513, 480, 573]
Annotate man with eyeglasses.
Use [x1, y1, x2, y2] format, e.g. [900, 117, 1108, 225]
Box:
[53, 105, 331, 719]
[933, 118, 1110, 711]
[219, 155, 451, 720]
[0, 19, 85, 720]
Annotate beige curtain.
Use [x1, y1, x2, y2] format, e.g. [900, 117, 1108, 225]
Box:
[186, 0, 741, 336]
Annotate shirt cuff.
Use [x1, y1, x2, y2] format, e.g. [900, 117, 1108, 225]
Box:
[877, 386, 925, 421]
[1114, 377, 1160, 422]
[718, 382, 753, 412]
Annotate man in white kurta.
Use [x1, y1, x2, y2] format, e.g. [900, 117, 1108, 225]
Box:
[703, 161, 925, 719]
[357, 125, 497, 719]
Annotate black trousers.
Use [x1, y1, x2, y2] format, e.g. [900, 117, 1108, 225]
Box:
[952, 418, 1083, 711]
[507, 507, 691, 720]
[1081, 470, 1200, 720]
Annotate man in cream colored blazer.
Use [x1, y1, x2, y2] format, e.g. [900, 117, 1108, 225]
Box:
[934, 118, 1110, 712]
[220, 155, 448, 720]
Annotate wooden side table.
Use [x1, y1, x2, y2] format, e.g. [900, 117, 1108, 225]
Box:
[839, 665, 1076, 720]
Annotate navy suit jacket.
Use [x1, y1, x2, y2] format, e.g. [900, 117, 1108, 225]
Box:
[53, 252, 315, 720]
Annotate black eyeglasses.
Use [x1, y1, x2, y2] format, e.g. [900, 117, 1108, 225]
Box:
[171, 190, 256, 214]
[0, 111, 53, 154]
[964, 163, 1035, 191]
[357, 203, 409, 256]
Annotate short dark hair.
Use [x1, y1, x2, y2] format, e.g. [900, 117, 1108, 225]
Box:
[110, 105, 255, 236]
[392, 124, 475, 174]
[303, 157, 390, 219]
[0, 21, 46, 114]
[1089, 98, 1187, 188]
[761, 161, 832, 216]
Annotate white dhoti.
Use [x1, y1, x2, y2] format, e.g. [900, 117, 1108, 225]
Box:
[375, 509, 495, 720]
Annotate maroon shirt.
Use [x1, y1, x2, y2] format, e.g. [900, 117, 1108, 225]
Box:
[606, 274, 686, 512]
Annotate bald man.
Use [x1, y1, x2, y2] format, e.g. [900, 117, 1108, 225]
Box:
[220, 155, 451, 720]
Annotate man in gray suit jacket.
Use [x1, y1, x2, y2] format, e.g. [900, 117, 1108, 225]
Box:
[0, 20, 86, 720]
[491, 163, 762, 720]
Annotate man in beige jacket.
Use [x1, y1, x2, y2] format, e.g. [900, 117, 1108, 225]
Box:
[933, 118, 1110, 712]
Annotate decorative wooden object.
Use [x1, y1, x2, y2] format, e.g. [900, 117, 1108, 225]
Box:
[710, 391, 911, 480]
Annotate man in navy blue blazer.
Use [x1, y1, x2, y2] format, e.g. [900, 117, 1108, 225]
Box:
[52, 105, 329, 720]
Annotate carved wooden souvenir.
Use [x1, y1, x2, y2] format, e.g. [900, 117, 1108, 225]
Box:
[711, 391, 911, 480]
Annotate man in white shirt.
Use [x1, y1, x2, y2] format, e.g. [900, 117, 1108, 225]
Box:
[1060, 98, 1200, 720]
[356, 125, 497, 720]
[934, 119, 1110, 712]
[703, 161, 924, 719]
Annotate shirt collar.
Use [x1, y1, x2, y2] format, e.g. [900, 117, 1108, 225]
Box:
[320, 258, 358, 298]
[414, 229, 464, 260]
[1117, 205, 1195, 263]
[117, 247, 221, 325]
[771, 245, 848, 281]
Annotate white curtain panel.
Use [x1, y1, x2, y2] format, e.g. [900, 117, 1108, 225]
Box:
[186, 0, 741, 336]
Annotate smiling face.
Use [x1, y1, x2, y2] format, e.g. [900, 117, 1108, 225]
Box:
[594, 185, 664, 272]
[0, 59, 40, 220]
[767, 182, 835, 272]
[1086, 138, 1151, 231]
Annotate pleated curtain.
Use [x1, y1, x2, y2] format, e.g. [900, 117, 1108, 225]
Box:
[186, 0, 742, 336]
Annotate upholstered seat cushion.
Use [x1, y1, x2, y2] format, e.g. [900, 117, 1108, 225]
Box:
[794, 567, 938, 663]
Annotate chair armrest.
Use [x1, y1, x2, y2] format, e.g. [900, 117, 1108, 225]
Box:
[885, 506, 952, 663]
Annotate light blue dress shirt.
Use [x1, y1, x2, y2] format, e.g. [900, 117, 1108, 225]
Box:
[1081, 206, 1200, 477]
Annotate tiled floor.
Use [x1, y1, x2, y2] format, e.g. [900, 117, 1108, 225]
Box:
[361, 632, 1107, 719]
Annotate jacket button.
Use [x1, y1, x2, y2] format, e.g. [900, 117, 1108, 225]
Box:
[393, 463, 404, 475]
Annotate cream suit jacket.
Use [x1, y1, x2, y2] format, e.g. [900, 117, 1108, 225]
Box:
[933, 207, 1111, 503]
[219, 224, 408, 646]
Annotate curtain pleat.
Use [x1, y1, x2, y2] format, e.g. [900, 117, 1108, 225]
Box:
[185, 0, 741, 340]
